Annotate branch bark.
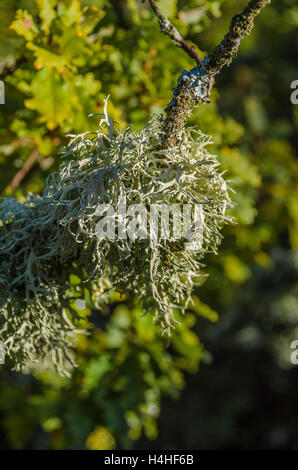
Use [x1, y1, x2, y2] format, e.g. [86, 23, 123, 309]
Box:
[5, 148, 39, 194]
[206, 0, 271, 76]
[110, 0, 133, 29]
[0, 56, 26, 81]
[159, 0, 271, 148]
[148, 0, 202, 64]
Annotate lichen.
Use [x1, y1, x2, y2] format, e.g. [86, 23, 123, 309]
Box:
[0, 105, 233, 373]
[169, 58, 212, 108]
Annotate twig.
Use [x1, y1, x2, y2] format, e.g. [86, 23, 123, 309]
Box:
[148, 0, 202, 65]
[162, 0, 271, 148]
[0, 57, 27, 81]
[207, 0, 271, 76]
[5, 148, 39, 193]
[110, 0, 133, 29]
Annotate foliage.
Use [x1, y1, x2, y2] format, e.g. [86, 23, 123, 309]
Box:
[0, 0, 297, 450]
[0, 107, 232, 370]
[140, 0, 298, 450]
[0, 295, 204, 449]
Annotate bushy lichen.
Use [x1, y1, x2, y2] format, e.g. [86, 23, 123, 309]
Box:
[169, 58, 212, 108]
[0, 105, 233, 373]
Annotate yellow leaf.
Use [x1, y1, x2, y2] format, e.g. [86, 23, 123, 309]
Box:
[189, 296, 219, 322]
[86, 427, 116, 450]
[35, 0, 56, 35]
[27, 43, 73, 73]
[10, 10, 39, 42]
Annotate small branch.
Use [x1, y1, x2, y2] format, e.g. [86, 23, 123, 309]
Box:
[110, 0, 133, 29]
[206, 0, 271, 76]
[5, 148, 39, 194]
[148, 0, 202, 65]
[0, 57, 27, 81]
[162, 0, 271, 148]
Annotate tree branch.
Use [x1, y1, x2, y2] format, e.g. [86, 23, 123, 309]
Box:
[161, 0, 271, 148]
[5, 148, 39, 194]
[148, 0, 202, 65]
[110, 0, 133, 29]
[0, 56, 27, 81]
[207, 0, 271, 76]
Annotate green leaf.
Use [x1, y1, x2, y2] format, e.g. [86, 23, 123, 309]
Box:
[10, 9, 39, 42]
[58, 0, 82, 28]
[35, 0, 57, 35]
[158, 0, 177, 17]
[27, 43, 73, 73]
[24, 68, 75, 130]
[189, 296, 219, 322]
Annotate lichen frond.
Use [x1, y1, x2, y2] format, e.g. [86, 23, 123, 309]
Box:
[0, 108, 233, 372]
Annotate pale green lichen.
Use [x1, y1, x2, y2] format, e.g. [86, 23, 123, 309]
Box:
[168, 58, 212, 108]
[0, 106, 233, 373]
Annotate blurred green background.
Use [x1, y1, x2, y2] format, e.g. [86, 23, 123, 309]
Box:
[0, 0, 298, 450]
